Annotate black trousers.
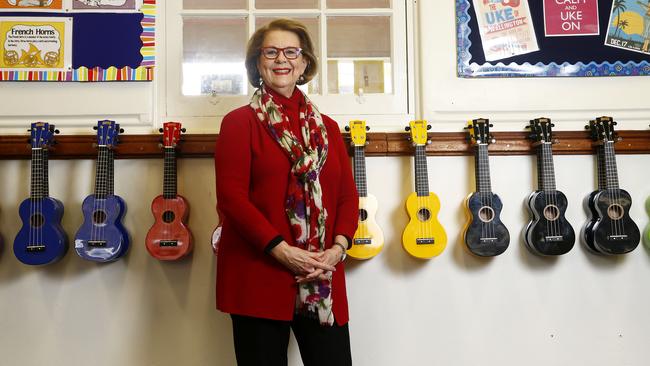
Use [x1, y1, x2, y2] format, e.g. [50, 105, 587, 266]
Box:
[230, 314, 352, 366]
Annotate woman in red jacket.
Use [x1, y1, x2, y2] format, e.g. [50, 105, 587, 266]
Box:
[214, 18, 359, 366]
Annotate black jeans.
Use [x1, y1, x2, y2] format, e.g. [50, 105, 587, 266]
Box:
[230, 314, 352, 366]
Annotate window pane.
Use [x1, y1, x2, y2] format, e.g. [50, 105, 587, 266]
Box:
[256, 17, 321, 94]
[183, 17, 248, 96]
[327, 0, 390, 8]
[256, 0, 318, 9]
[184, 0, 247, 9]
[327, 16, 391, 95]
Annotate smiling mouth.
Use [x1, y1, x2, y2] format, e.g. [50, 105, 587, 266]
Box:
[272, 69, 291, 75]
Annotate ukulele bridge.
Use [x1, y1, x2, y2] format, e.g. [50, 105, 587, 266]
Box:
[26, 245, 45, 252]
[607, 234, 628, 240]
[416, 238, 435, 245]
[88, 240, 107, 247]
[545, 235, 563, 241]
[160, 240, 178, 247]
[354, 238, 371, 245]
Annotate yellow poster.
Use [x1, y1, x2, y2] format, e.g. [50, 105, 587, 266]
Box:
[0, 0, 64, 11]
[0, 17, 71, 70]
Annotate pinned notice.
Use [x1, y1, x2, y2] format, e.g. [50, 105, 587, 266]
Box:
[544, 0, 600, 37]
[472, 0, 539, 61]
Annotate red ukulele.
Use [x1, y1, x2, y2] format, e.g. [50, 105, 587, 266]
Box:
[145, 122, 193, 260]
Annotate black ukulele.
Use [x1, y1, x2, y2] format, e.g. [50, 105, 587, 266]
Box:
[581, 128, 605, 254]
[524, 118, 575, 256]
[462, 118, 509, 257]
[584, 117, 640, 255]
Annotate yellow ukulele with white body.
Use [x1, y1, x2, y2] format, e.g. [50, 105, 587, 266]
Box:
[402, 120, 447, 259]
[346, 120, 384, 259]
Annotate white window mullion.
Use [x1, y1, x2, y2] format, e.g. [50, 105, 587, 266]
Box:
[320, 0, 328, 96]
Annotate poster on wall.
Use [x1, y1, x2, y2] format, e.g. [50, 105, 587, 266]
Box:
[471, 0, 539, 61]
[543, 0, 599, 36]
[604, 0, 650, 55]
[0, 17, 72, 71]
[71, 0, 142, 11]
[0, 0, 65, 12]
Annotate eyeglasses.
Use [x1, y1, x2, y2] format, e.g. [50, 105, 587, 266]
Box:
[260, 47, 303, 60]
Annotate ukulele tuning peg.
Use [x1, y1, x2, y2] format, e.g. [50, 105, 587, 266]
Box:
[524, 125, 531, 129]
[489, 124, 494, 127]
[158, 143, 163, 149]
[365, 126, 370, 131]
[119, 128, 124, 133]
[54, 129, 60, 134]
[159, 128, 164, 133]
[551, 123, 555, 127]
[584, 125, 589, 130]
[404, 126, 411, 132]
[181, 128, 186, 133]
[27, 128, 31, 132]
[93, 126, 98, 130]
[552, 139, 559, 144]
[490, 138, 496, 144]
[427, 125, 431, 130]
[426, 140, 432, 145]
[613, 121, 618, 126]
[344, 126, 350, 132]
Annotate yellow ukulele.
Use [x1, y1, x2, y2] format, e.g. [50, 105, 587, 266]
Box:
[346, 120, 384, 259]
[402, 120, 447, 259]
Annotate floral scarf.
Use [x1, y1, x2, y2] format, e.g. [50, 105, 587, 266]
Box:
[250, 85, 334, 326]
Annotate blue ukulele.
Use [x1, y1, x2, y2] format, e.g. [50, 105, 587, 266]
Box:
[14, 122, 68, 265]
[74, 120, 130, 262]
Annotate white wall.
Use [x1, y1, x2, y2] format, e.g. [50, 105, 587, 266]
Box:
[0, 1, 649, 366]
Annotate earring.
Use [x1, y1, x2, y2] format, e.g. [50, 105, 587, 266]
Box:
[298, 75, 305, 83]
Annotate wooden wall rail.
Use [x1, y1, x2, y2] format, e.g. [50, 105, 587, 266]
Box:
[1, 130, 649, 159]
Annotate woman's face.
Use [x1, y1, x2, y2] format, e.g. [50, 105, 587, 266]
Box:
[257, 30, 308, 97]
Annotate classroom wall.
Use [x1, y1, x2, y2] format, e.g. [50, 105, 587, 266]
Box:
[0, 2, 649, 366]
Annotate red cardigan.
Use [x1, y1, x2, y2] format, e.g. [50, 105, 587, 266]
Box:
[214, 89, 359, 325]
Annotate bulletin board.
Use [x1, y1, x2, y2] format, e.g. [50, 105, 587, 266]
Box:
[457, 0, 650, 77]
[0, 0, 155, 81]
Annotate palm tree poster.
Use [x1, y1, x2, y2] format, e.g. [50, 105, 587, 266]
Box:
[605, 0, 650, 54]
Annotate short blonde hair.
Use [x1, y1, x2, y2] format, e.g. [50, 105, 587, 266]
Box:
[245, 19, 318, 87]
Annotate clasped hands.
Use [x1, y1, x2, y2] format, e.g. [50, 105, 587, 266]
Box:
[270, 241, 344, 284]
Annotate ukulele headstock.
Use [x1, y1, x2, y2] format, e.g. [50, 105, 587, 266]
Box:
[467, 118, 493, 145]
[587, 116, 617, 143]
[406, 120, 430, 146]
[94, 120, 121, 148]
[527, 117, 554, 144]
[29, 122, 57, 149]
[162, 122, 184, 148]
[346, 120, 368, 147]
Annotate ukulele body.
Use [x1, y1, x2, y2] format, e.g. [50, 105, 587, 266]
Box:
[463, 192, 509, 257]
[75, 194, 129, 262]
[146, 195, 192, 260]
[14, 197, 68, 265]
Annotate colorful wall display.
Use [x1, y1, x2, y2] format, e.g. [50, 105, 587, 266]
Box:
[0, 0, 154, 81]
[457, 0, 650, 77]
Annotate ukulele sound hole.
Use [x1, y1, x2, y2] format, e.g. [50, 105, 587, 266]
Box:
[163, 211, 176, 223]
[92, 210, 107, 225]
[417, 208, 431, 222]
[478, 206, 495, 223]
[358, 209, 368, 222]
[543, 205, 560, 221]
[607, 204, 624, 220]
[30, 214, 45, 228]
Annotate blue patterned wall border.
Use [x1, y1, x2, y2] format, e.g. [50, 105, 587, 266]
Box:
[455, 0, 650, 78]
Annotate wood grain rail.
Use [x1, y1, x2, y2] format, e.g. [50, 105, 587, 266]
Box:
[1, 130, 649, 159]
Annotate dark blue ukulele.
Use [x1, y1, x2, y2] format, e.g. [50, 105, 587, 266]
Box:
[14, 122, 68, 265]
[74, 120, 129, 262]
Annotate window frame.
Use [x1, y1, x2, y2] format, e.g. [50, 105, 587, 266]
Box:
[164, 0, 414, 129]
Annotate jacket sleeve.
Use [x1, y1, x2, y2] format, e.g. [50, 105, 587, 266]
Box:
[327, 119, 359, 247]
[214, 111, 284, 253]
